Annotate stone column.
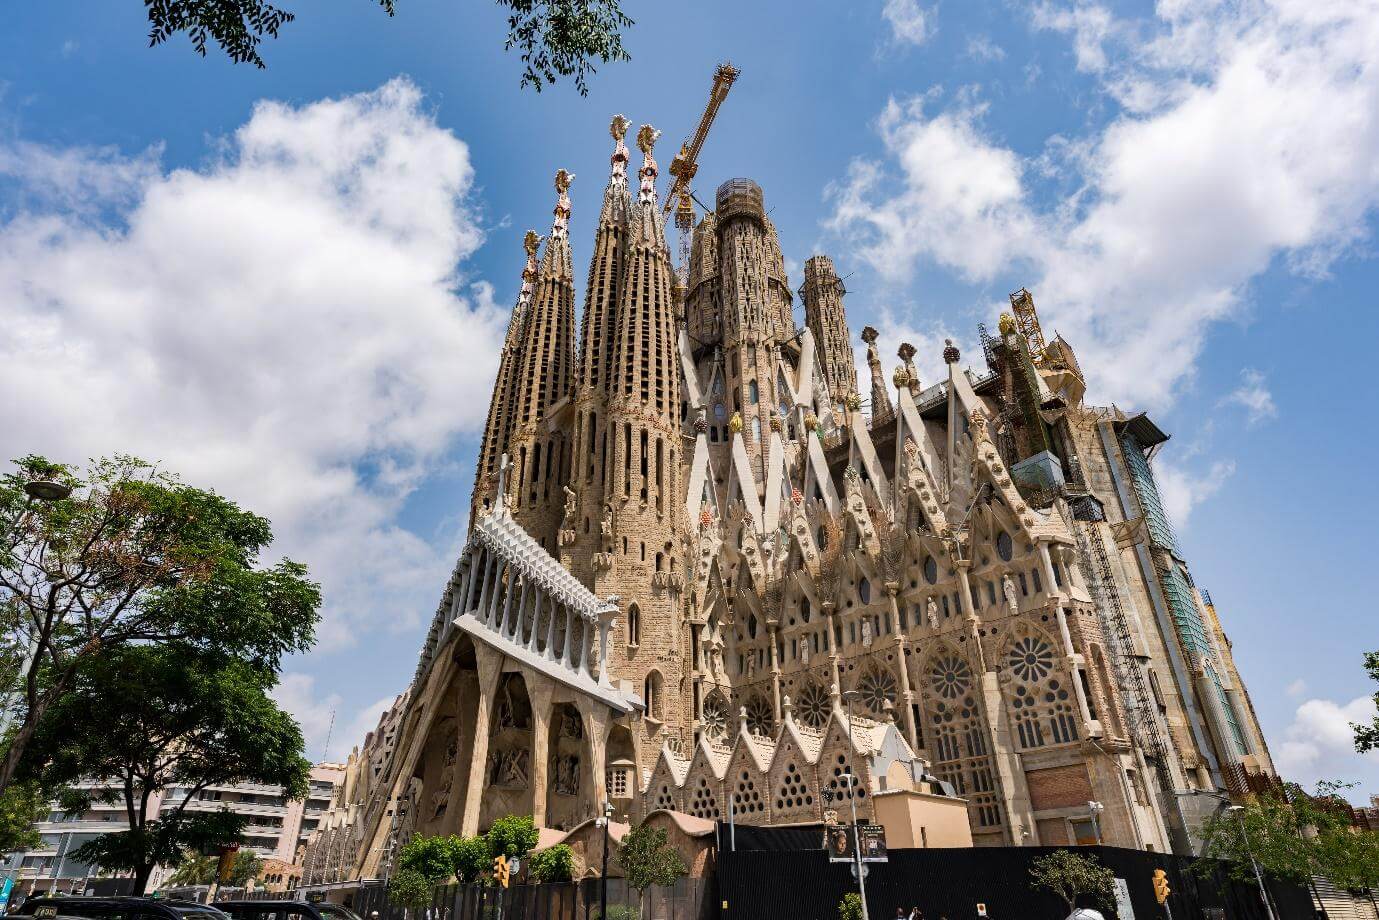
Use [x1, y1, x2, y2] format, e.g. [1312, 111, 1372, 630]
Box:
[1037, 539, 1064, 601]
[885, 582, 918, 751]
[1055, 606, 1095, 729]
[823, 601, 841, 689]
[528, 676, 555, 828]
[460, 646, 503, 837]
[768, 625, 782, 722]
[581, 702, 611, 813]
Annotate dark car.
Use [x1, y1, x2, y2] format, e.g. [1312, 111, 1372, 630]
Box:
[216, 901, 363, 920]
[10, 897, 230, 920]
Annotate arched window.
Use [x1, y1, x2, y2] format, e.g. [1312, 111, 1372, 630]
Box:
[626, 603, 641, 647]
[748, 380, 759, 404]
[644, 670, 663, 721]
[924, 650, 1003, 830]
[858, 578, 872, 605]
[996, 531, 1014, 562]
[1003, 630, 1078, 749]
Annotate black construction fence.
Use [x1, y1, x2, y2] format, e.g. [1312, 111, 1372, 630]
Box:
[715, 822, 1316, 920]
[352, 876, 712, 920]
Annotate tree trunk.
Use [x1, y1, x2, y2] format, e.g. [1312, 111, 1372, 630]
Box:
[0, 705, 44, 796]
[133, 862, 154, 896]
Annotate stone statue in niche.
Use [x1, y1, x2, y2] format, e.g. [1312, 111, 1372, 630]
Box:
[559, 709, 583, 740]
[600, 503, 615, 551]
[926, 597, 940, 630]
[552, 754, 580, 796]
[861, 618, 873, 648]
[494, 681, 530, 732]
[489, 747, 530, 789]
[1003, 574, 1020, 614]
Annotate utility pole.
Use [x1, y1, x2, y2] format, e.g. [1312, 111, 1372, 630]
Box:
[1227, 805, 1277, 920]
[841, 690, 871, 920]
[598, 800, 613, 920]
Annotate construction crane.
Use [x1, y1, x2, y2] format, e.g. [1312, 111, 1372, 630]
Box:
[664, 62, 740, 270]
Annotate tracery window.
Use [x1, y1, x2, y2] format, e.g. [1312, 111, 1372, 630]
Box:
[745, 695, 774, 737]
[689, 776, 720, 819]
[855, 667, 896, 718]
[796, 683, 831, 729]
[924, 651, 1003, 829]
[774, 761, 814, 814]
[1003, 631, 1078, 749]
[702, 691, 729, 740]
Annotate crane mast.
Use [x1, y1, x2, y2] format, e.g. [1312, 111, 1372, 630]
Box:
[665, 62, 740, 271]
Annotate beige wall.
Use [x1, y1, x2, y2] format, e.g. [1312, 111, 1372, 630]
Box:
[871, 790, 974, 850]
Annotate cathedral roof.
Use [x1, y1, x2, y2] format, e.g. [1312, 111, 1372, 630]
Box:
[475, 503, 615, 621]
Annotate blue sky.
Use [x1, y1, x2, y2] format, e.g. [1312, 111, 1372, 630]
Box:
[2, 0, 1376, 799]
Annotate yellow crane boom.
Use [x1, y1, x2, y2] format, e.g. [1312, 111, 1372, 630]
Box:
[664, 62, 740, 231]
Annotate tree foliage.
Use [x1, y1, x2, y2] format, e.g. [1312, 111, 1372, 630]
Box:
[1028, 849, 1116, 914]
[486, 814, 539, 860]
[1354, 650, 1379, 754]
[1197, 780, 1379, 891]
[616, 823, 687, 894]
[18, 643, 311, 893]
[141, 0, 632, 94]
[0, 780, 47, 854]
[386, 868, 433, 908]
[0, 454, 319, 797]
[527, 844, 573, 883]
[167, 848, 262, 886]
[837, 892, 862, 920]
[453, 834, 492, 885]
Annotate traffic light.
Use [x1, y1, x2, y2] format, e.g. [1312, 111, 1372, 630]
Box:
[493, 854, 510, 888]
[1153, 868, 1171, 904]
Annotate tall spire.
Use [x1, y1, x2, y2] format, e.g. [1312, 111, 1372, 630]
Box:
[802, 254, 857, 413]
[507, 171, 578, 547]
[471, 230, 539, 522]
[861, 325, 893, 419]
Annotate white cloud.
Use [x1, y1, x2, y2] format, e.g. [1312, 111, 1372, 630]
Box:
[1219, 367, 1277, 426]
[965, 35, 1007, 63]
[272, 673, 343, 762]
[1030, 2, 1120, 73]
[883, 0, 936, 46]
[1154, 457, 1235, 527]
[0, 78, 504, 651]
[1287, 678, 1308, 698]
[1274, 694, 1379, 790]
[830, 0, 1379, 411]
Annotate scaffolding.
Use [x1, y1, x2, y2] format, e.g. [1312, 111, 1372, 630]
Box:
[1009, 287, 1049, 364]
[1073, 515, 1185, 847]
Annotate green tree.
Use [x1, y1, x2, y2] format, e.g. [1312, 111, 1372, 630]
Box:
[396, 833, 460, 882]
[615, 823, 687, 918]
[167, 848, 262, 886]
[386, 868, 433, 909]
[141, 0, 631, 94]
[485, 814, 539, 860]
[452, 835, 492, 885]
[17, 643, 311, 894]
[1198, 781, 1379, 891]
[527, 844, 573, 883]
[1028, 849, 1116, 916]
[0, 454, 319, 797]
[837, 892, 862, 920]
[1354, 651, 1379, 754]
[0, 780, 46, 854]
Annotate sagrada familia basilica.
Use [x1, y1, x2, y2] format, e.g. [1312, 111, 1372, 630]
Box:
[301, 114, 1276, 880]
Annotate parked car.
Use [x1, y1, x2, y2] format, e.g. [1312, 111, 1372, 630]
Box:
[10, 897, 230, 920]
[216, 901, 363, 920]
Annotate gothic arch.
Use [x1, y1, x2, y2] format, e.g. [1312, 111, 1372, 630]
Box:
[998, 625, 1079, 751]
[919, 645, 1003, 834]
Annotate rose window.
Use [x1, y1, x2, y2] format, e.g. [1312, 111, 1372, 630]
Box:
[930, 654, 973, 700]
[796, 683, 831, 729]
[855, 669, 897, 716]
[1006, 636, 1054, 683]
[745, 695, 774, 737]
[702, 693, 728, 740]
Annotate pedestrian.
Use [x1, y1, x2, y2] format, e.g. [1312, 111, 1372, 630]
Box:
[909, 907, 925, 920]
[896, 909, 906, 919]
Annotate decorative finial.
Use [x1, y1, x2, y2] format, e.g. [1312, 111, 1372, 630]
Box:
[897, 342, 916, 362]
[636, 124, 660, 156]
[551, 169, 574, 242]
[943, 338, 961, 364]
[523, 230, 540, 259]
[610, 114, 629, 141]
[609, 115, 630, 187]
[860, 325, 879, 345]
[845, 392, 862, 412]
[998, 312, 1016, 336]
[729, 412, 744, 435]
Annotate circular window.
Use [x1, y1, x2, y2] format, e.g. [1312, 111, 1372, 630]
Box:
[997, 531, 1013, 562]
[924, 555, 938, 585]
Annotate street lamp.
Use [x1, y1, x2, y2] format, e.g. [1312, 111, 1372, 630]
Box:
[598, 799, 614, 920]
[1087, 801, 1104, 846]
[1227, 805, 1277, 920]
[21, 480, 70, 502]
[840, 690, 871, 920]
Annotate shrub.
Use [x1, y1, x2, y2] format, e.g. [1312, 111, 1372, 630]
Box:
[452, 835, 491, 885]
[528, 844, 575, 883]
[838, 892, 863, 920]
[486, 814, 539, 860]
[387, 867, 433, 908]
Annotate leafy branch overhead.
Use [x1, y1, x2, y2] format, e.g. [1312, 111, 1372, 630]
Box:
[142, 0, 633, 94]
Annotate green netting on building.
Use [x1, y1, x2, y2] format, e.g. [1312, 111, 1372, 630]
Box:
[1122, 432, 1212, 662]
[1207, 664, 1249, 756]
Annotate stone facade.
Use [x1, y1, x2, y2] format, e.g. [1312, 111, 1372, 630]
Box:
[325, 114, 1275, 878]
